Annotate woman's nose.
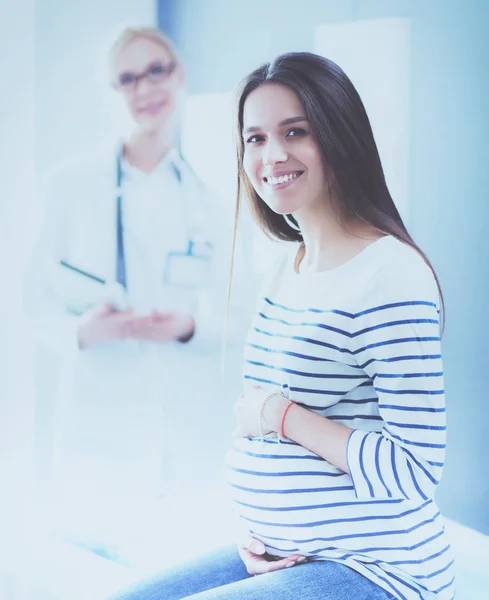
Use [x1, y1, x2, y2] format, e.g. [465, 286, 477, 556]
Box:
[262, 137, 288, 165]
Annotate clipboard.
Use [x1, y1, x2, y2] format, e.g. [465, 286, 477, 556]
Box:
[53, 260, 129, 314]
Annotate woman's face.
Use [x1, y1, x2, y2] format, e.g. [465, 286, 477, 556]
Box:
[112, 37, 183, 132]
[242, 83, 327, 217]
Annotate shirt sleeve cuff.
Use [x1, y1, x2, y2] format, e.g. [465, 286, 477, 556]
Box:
[178, 316, 219, 353]
[347, 429, 378, 500]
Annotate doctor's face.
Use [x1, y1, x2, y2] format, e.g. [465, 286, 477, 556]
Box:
[112, 37, 184, 132]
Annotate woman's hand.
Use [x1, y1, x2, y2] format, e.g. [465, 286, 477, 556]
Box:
[234, 386, 289, 438]
[238, 535, 306, 575]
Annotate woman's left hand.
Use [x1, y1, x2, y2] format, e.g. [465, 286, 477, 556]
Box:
[238, 535, 306, 574]
[234, 386, 289, 438]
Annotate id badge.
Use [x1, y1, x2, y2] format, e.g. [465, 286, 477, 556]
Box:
[164, 252, 210, 288]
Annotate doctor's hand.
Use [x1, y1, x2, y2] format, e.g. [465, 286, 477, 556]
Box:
[77, 304, 135, 349]
[124, 311, 195, 344]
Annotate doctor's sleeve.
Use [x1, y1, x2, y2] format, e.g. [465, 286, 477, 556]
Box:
[346, 261, 446, 502]
[184, 188, 258, 354]
[23, 172, 85, 356]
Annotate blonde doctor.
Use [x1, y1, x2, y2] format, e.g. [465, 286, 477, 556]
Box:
[24, 26, 247, 549]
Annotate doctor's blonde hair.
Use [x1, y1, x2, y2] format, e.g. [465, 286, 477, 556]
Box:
[107, 26, 179, 81]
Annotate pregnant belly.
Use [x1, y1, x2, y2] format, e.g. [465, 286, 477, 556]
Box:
[225, 436, 359, 553]
[225, 437, 433, 561]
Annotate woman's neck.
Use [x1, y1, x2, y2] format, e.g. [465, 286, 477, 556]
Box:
[124, 127, 175, 174]
[295, 202, 382, 273]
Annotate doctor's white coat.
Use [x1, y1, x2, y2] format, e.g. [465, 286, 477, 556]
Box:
[24, 146, 256, 541]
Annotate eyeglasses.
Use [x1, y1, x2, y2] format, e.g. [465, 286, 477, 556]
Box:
[115, 61, 177, 91]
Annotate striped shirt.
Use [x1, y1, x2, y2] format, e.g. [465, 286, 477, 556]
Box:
[225, 236, 455, 600]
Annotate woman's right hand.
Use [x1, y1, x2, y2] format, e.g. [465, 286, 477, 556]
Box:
[238, 536, 306, 575]
[77, 304, 135, 349]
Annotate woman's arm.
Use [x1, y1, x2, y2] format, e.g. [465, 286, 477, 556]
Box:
[263, 396, 353, 473]
[261, 261, 446, 502]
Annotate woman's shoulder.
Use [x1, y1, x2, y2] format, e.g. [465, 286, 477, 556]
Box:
[369, 234, 430, 268]
[370, 235, 436, 280]
[359, 236, 440, 307]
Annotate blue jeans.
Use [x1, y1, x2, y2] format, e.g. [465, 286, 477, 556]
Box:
[109, 545, 396, 600]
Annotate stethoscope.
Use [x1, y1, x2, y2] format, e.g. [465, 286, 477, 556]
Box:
[57, 148, 211, 316]
[115, 147, 211, 291]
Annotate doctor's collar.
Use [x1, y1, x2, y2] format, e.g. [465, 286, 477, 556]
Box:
[120, 146, 182, 180]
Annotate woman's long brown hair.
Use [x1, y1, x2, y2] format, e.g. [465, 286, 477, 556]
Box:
[224, 52, 445, 370]
[223, 52, 445, 369]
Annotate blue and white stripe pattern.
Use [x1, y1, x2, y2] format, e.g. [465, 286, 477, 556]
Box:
[226, 237, 455, 600]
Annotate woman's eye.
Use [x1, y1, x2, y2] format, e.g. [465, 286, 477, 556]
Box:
[286, 127, 307, 137]
[245, 135, 264, 144]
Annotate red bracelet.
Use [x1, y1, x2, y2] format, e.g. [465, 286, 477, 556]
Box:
[280, 401, 295, 439]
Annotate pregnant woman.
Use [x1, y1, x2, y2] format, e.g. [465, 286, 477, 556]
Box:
[109, 52, 455, 600]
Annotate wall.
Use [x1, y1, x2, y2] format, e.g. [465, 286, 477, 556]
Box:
[36, 0, 156, 175]
[0, 2, 37, 580]
[160, 0, 489, 534]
